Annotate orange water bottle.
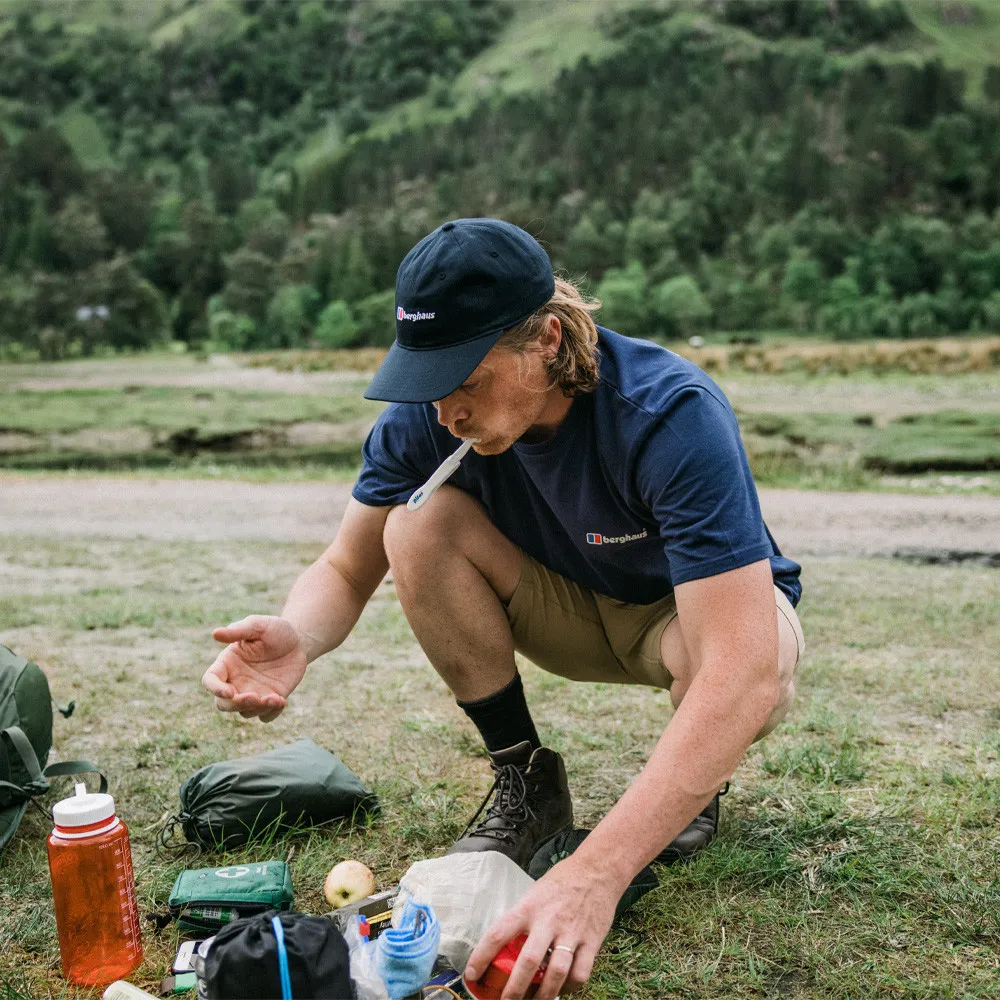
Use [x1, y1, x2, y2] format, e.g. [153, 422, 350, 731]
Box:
[47, 782, 143, 986]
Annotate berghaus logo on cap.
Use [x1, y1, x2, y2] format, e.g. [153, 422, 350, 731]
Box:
[397, 306, 436, 322]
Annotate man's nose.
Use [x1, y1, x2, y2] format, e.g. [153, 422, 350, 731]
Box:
[434, 396, 468, 429]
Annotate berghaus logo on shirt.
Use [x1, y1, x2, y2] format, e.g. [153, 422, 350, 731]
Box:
[397, 306, 436, 322]
[586, 529, 648, 545]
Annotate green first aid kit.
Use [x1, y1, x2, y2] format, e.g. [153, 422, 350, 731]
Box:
[168, 860, 293, 933]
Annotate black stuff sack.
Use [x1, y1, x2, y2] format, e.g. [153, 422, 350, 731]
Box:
[199, 909, 352, 999]
[161, 738, 379, 853]
[528, 828, 659, 919]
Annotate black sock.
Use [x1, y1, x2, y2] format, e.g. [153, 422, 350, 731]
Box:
[457, 673, 541, 753]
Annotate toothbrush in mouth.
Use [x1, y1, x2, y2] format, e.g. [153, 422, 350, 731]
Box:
[407, 438, 479, 511]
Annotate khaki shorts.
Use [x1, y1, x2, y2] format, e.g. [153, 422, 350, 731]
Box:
[504, 554, 805, 689]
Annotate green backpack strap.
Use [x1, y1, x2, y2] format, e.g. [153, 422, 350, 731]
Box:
[43, 761, 107, 794]
[1, 726, 49, 796]
[1, 726, 107, 799]
[52, 698, 76, 719]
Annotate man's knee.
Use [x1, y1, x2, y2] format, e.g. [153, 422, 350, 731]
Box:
[753, 674, 795, 742]
[382, 486, 521, 601]
[752, 617, 801, 741]
[383, 486, 476, 566]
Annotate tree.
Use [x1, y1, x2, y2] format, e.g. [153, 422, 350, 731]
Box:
[12, 128, 85, 205]
[209, 308, 259, 350]
[563, 215, 608, 276]
[314, 299, 358, 348]
[818, 275, 865, 340]
[50, 196, 109, 272]
[208, 153, 257, 216]
[351, 288, 397, 347]
[333, 231, 375, 303]
[263, 283, 320, 347]
[89, 171, 154, 253]
[781, 254, 823, 330]
[84, 254, 169, 351]
[653, 275, 712, 337]
[595, 261, 651, 337]
[221, 247, 277, 321]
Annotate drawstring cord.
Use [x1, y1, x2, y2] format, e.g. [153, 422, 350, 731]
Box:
[272, 915, 293, 1000]
[154, 812, 202, 860]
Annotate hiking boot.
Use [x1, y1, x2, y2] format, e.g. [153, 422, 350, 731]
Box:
[654, 784, 728, 865]
[447, 741, 573, 871]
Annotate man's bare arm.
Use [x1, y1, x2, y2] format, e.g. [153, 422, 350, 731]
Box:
[465, 558, 782, 998]
[572, 557, 780, 884]
[202, 499, 390, 720]
[281, 498, 391, 661]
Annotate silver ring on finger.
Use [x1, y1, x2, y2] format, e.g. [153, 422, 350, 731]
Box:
[552, 944, 575, 955]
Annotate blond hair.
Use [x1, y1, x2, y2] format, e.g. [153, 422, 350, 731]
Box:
[496, 277, 601, 396]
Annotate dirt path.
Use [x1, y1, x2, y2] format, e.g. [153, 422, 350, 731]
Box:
[2, 477, 998, 557]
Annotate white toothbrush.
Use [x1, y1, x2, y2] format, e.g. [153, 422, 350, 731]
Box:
[407, 438, 478, 511]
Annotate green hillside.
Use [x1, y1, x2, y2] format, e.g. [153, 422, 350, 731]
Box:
[3, 0, 1000, 361]
[901, 0, 1000, 96]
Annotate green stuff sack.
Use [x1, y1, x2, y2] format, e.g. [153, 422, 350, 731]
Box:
[165, 738, 379, 852]
[0, 644, 104, 850]
[168, 860, 294, 933]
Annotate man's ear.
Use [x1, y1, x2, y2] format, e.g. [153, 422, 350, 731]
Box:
[539, 314, 562, 358]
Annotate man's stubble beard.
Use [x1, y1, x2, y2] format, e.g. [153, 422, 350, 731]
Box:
[468, 381, 551, 456]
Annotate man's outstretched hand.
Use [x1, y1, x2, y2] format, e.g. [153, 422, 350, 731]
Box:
[202, 615, 308, 723]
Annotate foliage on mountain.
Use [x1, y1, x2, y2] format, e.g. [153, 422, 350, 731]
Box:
[2, 0, 1000, 358]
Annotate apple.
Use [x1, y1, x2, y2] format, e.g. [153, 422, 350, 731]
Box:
[324, 859, 376, 908]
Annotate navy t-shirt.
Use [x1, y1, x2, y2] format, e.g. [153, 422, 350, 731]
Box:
[353, 327, 802, 607]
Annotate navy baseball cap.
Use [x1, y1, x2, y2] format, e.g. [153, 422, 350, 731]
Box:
[364, 218, 555, 403]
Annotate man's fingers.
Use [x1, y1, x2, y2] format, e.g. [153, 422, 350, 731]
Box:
[232, 691, 285, 720]
[212, 616, 264, 645]
[500, 927, 551, 1000]
[535, 942, 576, 1000]
[568, 947, 595, 990]
[465, 912, 525, 982]
[201, 660, 235, 700]
[259, 704, 284, 724]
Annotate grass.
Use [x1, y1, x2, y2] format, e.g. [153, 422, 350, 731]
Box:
[0, 0, 192, 36]
[740, 408, 1000, 477]
[297, 0, 640, 170]
[4, 355, 1000, 491]
[0, 385, 379, 436]
[902, 0, 1000, 99]
[0, 537, 997, 998]
[54, 106, 114, 171]
[149, 0, 244, 50]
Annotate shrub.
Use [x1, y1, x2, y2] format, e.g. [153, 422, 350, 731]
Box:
[596, 261, 651, 337]
[264, 283, 320, 348]
[352, 289, 397, 348]
[314, 299, 359, 349]
[653, 275, 712, 337]
[209, 309, 258, 350]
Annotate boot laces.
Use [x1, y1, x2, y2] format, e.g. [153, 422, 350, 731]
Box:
[458, 761, 537, 844]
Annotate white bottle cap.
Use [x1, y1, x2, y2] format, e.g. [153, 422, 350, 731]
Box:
[52, 781, 115, 828]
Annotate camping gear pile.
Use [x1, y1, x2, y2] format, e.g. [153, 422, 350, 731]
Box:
[5, 643, 660, 998]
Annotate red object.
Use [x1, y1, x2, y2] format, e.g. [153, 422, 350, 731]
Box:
[465, 934, 546, 1000]
[47, 808, 142, 986]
